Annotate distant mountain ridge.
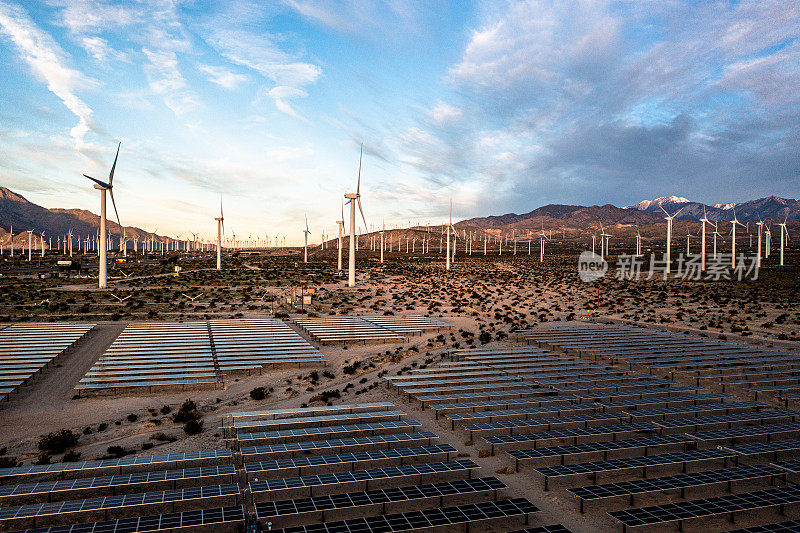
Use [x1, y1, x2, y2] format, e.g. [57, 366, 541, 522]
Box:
[0, 186, 160, 247]
[455, 195, 800, 232]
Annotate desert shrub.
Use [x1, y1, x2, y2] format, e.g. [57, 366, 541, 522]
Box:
[173, 400, 201, 423]
[183, 420, 204, 435]
[249, 387, 269, 401]
[38, 430, 79, 454]
[62, 450, 82, 462]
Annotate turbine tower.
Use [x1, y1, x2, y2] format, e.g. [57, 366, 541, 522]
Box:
[756, 220, 764, 268]
[303, 214, 310, 263]
[660, 206, 683, 276]
[779, 218, 789, 266]
[214, 199, 224, 270]
[344, 144, 367, 287]
[336, 200, 344, 272]
[446, 200, 453, 271]
[731, 211, 744, 268]
[699, 208, 711, 270]
[83, 142, 122, 289]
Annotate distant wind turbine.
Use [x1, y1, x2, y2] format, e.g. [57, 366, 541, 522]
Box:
[214, 199, 224, 270]
[778, 218, 789, 266]
[660, 205, 684, 276]
[303, 214, 310, 263]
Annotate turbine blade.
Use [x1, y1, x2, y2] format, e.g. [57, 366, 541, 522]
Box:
[357, 197, 366, 229]
[356, 143, 363, 195]
[109, 189, 122, 229]
[108, 142, 120, 185]
[84, 175, 110, 188]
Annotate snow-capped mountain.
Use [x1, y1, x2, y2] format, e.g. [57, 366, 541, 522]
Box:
[630, 196, 800, 221]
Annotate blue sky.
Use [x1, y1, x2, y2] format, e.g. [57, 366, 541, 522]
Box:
[0, 1, 798, 244]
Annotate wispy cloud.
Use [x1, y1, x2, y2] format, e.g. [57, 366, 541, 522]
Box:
[202, 12, 321, 119]
[142, 48, 198, 115]
[0, 1, 97, 151]
[198, 64, 248, 89]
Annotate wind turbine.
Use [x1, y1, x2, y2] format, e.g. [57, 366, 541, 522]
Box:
[336, 199, 344, 272]
[779, 218, 789, 266]
[445, 199, 454, 270]
[8, 226, 12, 257]
[380, 220, 385, 264]
[83, 142, 122, 288]
[756, 220, 764, 268]
[214, 199, 224, 270]
[303, 214, 310, 263]
[660, 206, 684, 276]
[344, 144, 367, 287]
[699, 208, 711, 270]
[635, 227, 642, 256]
[730, 212, 744, 268]
[40, 232, 45, 258]
[538, 224, 550, 263]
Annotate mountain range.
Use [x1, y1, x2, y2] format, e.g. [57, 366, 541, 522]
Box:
[0, 187, 158, 248]
[455, 196, 800, 232]
[1, 186, 798, 248]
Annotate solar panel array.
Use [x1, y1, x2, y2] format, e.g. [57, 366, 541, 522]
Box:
[381, 323, 800, 532]
[491, 322, 800, 531]
[0, 401, 555, 532]
[293, 315, 450, 344]
[75, 321, 216, 394]
[227, 403, 544, 530]
[208, 318, 326, 371]
[0, 322, 94, 402]
[0, 448, 243, 532]
[75, 319, 326, 395]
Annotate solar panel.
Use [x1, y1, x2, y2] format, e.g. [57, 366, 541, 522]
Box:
[484, 423, 656, 454]
[690, 422, 800, 443]
[239, 432, 438, 460]
[725, 440, 800, 457]
[508, 527, 573, 533]
[0, 465, 236, 501]
[726, 520, 800, 533]
[232, 410, 406, 431]
[236, 420, 421, 443]
[535, 449, 734, 490]
[569, 465, 780, 510]
[243, 445, 455, 477]
[249, 460, 479, 496]
[507, 435, 691, 468]
[0, 484, 240, 522]
[609, 485, 800, 528]
[255, 477, 505, 518]
[0, 450, 232, 483]
[462, 412, 624, 438]
[268, 498, 539, 533]
[653, 410, 798, 430]
[4, 505, 245, 533]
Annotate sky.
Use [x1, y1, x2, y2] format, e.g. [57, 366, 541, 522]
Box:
[0, 0, 798, 244]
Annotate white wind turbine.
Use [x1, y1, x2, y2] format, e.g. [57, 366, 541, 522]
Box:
[336, 200, 344, 272]
[8, 225, 13, 257]
[538, 224, 550, 262]
[380, 220, 385, 264]
[83, 142, 122, 288]
[303, 214, 310, 263]
[756, 220, 764, 267]
[778, 218, 789, 266]
[728, 212, 743, 267]
[659, 205, 684, 276]
[699, 208, 711, 270]
[445, 200, 455, 270]
[40, 231, 45, 258]
[635, 227, 642, 256]
[344, 144, 367, 287]
[27, 230, 33, 261]
[214, 199, 224, 270]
